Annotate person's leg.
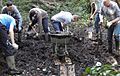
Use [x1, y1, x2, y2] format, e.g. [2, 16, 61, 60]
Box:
[42, 17, 49, 41]
[94, 12, 100, 34]
[42, 17, 49, 33]
[107, 25, 115, 53]
[51, 20, 62, 33]
[16, 21, 22, 42]
[114, 35, 119, 51]
[59, 22, 63, 31]
[0, 26, 22, 75]
[0, 26, 8, 54]
[113, 23, 120, 54]
[18, 31, 22, 42]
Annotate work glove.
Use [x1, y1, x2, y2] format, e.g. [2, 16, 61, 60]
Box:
[12, 43, 19, 50]
[107, 21, 112, 28]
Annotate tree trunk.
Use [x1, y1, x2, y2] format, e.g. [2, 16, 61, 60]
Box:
[0, 0, 3, 7]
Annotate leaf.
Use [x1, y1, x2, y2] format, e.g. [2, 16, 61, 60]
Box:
[85, 67, 91, 74]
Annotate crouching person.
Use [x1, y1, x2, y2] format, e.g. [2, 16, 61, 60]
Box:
[51, 11, 78, 33]
[1, 1, 23, 42]
[27, 5, 49, 41]
[0, 14, 22, 75]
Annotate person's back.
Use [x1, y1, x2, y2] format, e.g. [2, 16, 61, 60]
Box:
[51, 11, 78, 32]
[0, 14, 16, 30]
[95, 0, 103, 12]
[51, 11, 73, 24]
[29, 8, 48, 18]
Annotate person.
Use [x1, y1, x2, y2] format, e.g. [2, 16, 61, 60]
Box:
[100, 0, 120, 54]
[90, 0, 103, 34]
[0, 14, 22, 75]
[1, 1, 22, 42]
[51, 11, 78, 33]
[28, 5, 49, 41]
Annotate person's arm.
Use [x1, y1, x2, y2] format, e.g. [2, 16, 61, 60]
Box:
[111, 3, 120, 24]
[36, 13, 42, 34]
[9, 22, 18, 49]
[1, 6, 7, 14]
[9, 23, 15, 44]
[90, 3, 97, 19]
[109, 3, 120, 25]
[14, 6, 22, 31]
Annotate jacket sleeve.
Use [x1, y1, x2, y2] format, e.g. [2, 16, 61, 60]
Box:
[13, 6, 22, 31]
[1, 6, 7, 14]
[38, 13, 42, 26]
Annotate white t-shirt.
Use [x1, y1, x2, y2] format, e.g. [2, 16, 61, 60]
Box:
[51, 11, 73, 24]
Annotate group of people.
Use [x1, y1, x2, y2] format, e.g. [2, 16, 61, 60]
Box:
[0, 1, 78, 75]
[0, 0, 120, 75]
[90, 0, 120, 55]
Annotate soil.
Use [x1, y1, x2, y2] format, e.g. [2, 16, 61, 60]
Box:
[0, 25, 120, 76]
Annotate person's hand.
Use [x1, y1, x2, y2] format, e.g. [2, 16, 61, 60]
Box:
[90, 15, 93, 20]
[33, 33, 39, 38]
[18, 26, 22, 31]
[12, 43, 19, 49]
[99, 21, 103, 25]
[35, 33, 39, 36]
[107, 21, 112, 28]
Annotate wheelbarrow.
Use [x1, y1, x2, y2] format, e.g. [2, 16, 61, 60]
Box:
[50, 32, 73, 62]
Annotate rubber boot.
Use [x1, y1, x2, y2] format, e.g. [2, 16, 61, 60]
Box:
[44, 33, 49, 42]
[6, 56, 22, 75]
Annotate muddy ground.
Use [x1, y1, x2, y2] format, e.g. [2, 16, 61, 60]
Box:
[0, 25, 120, 76]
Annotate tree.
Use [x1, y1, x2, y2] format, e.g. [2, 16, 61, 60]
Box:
[0, 0, 3, 7]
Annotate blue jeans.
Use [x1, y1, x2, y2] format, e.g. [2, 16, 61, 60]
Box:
[42, 17, 49, 33]
[51, 20, 63, 32]
[94, 12, 100, 33]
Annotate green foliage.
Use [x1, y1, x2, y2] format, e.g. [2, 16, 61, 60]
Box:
[50, 0, 90, 26]
[1, 0, 91, 26]
[83, 64, 120, 76]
